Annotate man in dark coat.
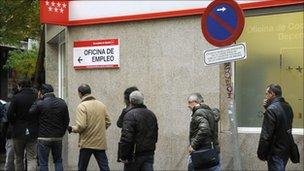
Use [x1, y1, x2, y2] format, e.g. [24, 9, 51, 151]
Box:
[7, 80, 37, 171]
[257, 84, 294, 171]
[187, 93, 220, 171]
[1, 85, 19, 171]
[118, 91, 158, 171]
[29, 84, 70, 171]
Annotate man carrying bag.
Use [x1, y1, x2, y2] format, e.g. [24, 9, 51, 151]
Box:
[187, 93, 220, 171]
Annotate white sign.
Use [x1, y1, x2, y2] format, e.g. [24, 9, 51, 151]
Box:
[203, 43, 247, 65]
[73, 39, 119, 69]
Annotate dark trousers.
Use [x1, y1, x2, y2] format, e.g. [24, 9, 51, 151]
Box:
[267, 155, 288, 171]
[13, 138, 37, 171]
[124, 155, 154, 171]
[37, 139, 63, 171]
[78, 148, 110, 171]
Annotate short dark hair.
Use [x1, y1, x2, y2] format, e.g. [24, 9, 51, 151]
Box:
[78, 84, 91, 96]
[267, 84, 282, 97]
[18, 79, 31, 88]
[124, 86, 138, 104]
[12, 84, 19, 95]
[40, 84, 54, 95]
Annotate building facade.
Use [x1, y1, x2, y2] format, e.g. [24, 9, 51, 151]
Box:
[43, 1, 303, 170]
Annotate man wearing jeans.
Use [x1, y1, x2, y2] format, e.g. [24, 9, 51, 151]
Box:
[29, 84, 70, 171]
[257, 84, 294, 170]
[7, 80, 37, 171]
[118, 91, 158, 171]
[69, 84, 111, 171]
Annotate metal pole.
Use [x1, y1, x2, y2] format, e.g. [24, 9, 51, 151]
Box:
[225, 62, 242, 170]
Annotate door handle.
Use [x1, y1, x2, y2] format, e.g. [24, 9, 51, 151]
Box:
[295, 66, 303, 73]
[298, 113, 302, 119]
[286, 66, 293, 70]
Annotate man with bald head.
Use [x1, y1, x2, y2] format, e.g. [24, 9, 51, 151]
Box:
[118, 91, 158, 171]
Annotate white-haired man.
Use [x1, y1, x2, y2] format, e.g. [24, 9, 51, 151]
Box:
[118, 91, 158, 171]
[187, 93, 220, 171]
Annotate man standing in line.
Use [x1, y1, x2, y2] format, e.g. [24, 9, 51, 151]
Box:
[187, 93, 220, 171]
[7, 80, 38, 171]
[118, 91, 158, 171]
[257, 84, 294, 170]
[29, 84, 70, 171]
[69, 84, 111, 171]
[1, 85, 19, 171]
[116, 86, 139, 128]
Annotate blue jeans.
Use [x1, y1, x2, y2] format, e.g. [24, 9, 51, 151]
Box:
[188, 155, 221, 171]
[37, 139, 63, 171]
[267, 155, 288, 171]
[124, 155, 154, 171]
[78, 148, 110, 171]
[5, 139, 14, 171]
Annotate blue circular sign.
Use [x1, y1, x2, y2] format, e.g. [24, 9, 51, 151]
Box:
[201, 0, 245, 47]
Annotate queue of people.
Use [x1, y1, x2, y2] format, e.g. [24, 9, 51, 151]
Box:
[0, 81, 298, 171]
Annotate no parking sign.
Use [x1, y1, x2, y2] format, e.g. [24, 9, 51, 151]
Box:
[201, 0, 245, 47]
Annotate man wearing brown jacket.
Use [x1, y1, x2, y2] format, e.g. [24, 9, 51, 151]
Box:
[69, 84, 111, 171]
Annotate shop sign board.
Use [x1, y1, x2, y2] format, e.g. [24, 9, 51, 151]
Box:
[203, 43, 246, 65]
[39, 1, 303, 26]
[201, 0, 245, 47]
[73, 39, 119, 70]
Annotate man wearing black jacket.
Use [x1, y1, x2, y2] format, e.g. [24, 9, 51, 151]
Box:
[257, 84, 294, 171]
[118, 91, 158, 171]
[7, 80, 37, 171]
[29, 84, 69, 171]
[2, 86, 19, 171]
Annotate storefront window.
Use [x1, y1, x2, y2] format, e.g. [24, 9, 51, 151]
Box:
[236, 11, 303, 128]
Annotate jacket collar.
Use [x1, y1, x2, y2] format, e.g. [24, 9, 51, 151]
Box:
[81, 94, 96, 102]
[130, 104, 147, 110]
[20, 87, 33, 93]
[270, 97, 285, 104]
[42, 93, 55, 99]
[192, 103, 212, 117]
[192, 103, 211, 113]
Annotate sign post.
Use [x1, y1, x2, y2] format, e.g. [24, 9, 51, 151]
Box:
[201, 0, 245, 170]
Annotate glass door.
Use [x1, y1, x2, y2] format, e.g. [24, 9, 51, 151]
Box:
[280, 48, 303, 128]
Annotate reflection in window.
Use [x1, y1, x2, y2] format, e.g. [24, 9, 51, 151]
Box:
[236, 12, 303, 128]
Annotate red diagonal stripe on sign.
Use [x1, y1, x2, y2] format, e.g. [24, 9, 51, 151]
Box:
[209, 12, 235, 34]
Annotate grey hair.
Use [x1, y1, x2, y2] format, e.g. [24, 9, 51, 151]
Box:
[188, 93, 204, 103]
[129, 91, 144, 105]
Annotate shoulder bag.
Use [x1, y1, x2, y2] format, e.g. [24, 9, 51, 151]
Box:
[190, 142, 219, 169]
[289, 134, 300, 163]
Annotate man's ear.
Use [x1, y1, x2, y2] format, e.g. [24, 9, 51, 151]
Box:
[270, 91, 276, 98]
